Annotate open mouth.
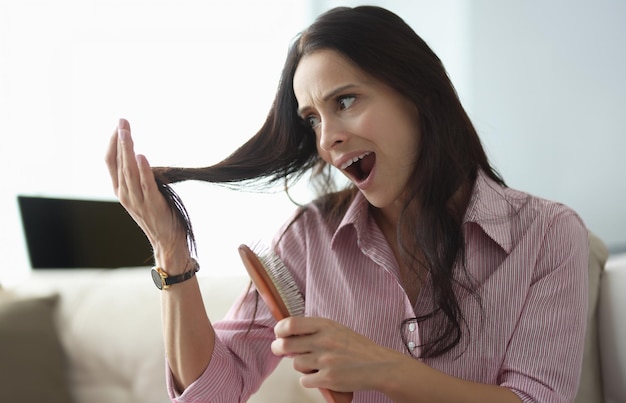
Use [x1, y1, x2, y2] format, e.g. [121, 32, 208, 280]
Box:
[341, 152, 375, 183]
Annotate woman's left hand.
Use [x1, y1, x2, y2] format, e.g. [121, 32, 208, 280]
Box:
[271, 316, 404, 394]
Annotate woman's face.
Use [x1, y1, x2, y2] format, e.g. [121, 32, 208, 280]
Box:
[293, 49, 421, 213]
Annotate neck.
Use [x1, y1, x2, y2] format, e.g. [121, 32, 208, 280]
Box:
[370, 176, 474, 245]
[371, 200, 402, 239]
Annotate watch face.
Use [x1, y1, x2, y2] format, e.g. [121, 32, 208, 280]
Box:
[151, 268, 164, 290]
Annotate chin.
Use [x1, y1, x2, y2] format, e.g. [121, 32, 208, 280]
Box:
[359, 187, 406, 213]
[360, 191, 392, 209]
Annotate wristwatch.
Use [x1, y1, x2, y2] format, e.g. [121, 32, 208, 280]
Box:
[151, 258, 200, 290]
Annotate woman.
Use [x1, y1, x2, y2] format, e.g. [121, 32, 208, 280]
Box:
[105, 6, 588, 402]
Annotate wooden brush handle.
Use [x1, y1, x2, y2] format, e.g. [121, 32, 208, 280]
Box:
[319, 388, 353, 403]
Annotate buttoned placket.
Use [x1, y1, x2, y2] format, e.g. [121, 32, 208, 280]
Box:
[403, 318, 420, 355]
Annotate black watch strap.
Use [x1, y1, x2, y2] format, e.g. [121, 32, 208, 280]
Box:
[151, 259, 199, 290]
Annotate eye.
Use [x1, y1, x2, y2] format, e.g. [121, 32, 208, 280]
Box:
[305, 114, 321, 129]
[337, 95, 356, 110]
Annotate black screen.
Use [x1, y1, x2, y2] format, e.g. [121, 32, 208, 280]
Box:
[18, 195, 153, 269]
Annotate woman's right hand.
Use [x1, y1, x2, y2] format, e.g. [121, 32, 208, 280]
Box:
[105, 118, 190, 272]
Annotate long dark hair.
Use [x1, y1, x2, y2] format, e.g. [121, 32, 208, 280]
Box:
[153, 6, 505, 358]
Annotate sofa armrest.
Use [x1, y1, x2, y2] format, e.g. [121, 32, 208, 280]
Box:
[598, 253, 626, 403]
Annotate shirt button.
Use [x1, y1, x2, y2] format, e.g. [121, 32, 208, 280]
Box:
[408, 323, 416, 332]
[407, 341, 416, 351]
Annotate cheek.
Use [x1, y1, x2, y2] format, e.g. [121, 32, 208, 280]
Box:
[385, 109, 421, 165]
[398, 130, 420, 170]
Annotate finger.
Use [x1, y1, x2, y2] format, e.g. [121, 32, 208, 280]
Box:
[105, 128, 120, 192]
[300, 370, 337, 391]
[271, 333, 313, 357]
[136, 153, 160, 199]
[299, 362, 354, 395]
[274, 316, 324, 338]
[117, 118, 143, 203]
[291, 352, 320, 374]
[116, 121, 127, 194]
[298, 365, 323, 384]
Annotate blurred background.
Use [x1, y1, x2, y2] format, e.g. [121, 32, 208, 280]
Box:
[1, 0, 624, 285]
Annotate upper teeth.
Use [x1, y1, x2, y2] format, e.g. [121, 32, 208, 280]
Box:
[340, 152, 371, 170]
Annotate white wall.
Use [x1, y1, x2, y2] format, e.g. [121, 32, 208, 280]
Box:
[465, 0, 626, 252]
[0, 0, 311, 285]
[313, 0, 626, 252]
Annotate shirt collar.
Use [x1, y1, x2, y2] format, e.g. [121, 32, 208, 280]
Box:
[463, 170, 514, 253]
[331, 191, 370, 250]
[330, 170, 514, 254]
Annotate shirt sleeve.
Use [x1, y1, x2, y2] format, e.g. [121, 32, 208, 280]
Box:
[499, 210, 589, 402]
[165, 287, 282, 402]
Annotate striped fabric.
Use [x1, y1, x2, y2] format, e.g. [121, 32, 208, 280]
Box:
[169, 170, 589, 403]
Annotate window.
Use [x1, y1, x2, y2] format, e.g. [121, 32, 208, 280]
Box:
[1, 0, 311, 283]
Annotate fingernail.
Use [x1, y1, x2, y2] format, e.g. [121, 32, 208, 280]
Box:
[136, 154, 147, 165]
[118, 119, 127, 140]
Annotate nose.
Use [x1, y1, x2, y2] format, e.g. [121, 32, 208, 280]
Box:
[318, 117, 347, 151]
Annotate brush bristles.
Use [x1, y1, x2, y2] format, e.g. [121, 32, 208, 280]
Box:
[252, 243, 305, 317]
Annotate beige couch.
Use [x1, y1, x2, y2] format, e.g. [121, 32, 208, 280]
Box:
[1, 269, 321, 403]
[1, 235, 624, 403]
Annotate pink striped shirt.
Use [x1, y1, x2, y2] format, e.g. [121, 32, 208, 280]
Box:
[168, 171, 589, 403]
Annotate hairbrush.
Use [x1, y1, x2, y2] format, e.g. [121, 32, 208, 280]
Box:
[238, 243, 353, 403]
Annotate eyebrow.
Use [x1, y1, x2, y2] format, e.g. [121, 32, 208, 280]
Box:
[297, 84, 358, 117]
